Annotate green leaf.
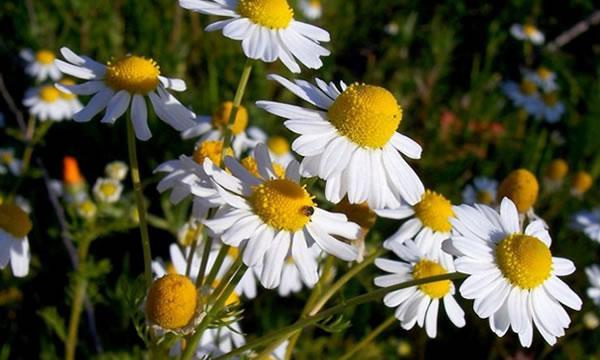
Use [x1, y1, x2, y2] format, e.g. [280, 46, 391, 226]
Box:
[37, 307, 67, 343]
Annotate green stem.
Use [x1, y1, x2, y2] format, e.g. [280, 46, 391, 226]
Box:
[203, 244, 229, 287]
[65, 277, 87, 360]
[196, 235, 213, 287]
[208, 254, 242, 304]
[339, 315, 396, 360]
[126, 119, 153, 288]
[8, 115, 40, 201]
[221, 59, 253, 156]
[185, 224, 203, 277]
[215, 272, 465, 360]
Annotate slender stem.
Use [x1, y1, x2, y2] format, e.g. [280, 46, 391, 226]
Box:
[215, 273, 465, 360]
[204, 244, 229, 287]
[208, 254, 243, 304]
[8, 115, 37, 200]
[126, 119, 153, 288]
[339, 315, 396, 360]
[196, 236, 213, 287]
[185, 224, 203, 277]
[221, 59, 253, 156]
[65, 277, 87, 360]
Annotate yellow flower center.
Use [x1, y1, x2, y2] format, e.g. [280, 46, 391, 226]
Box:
[267, 136, 290, 156]
[543, 92, 559, 106]
[536, 67, 552, 80]
[412, 259, 451, 299]
[495, 234, 552, 289]
[523, 24, 538, 37]
[77, 200, 97, 218]
[413, 190, 454, 233]
[328, 83, 402, 148]
[100, 182, 118, 197]
[0, 204, 33, 238]
[145, 274, 198, 330]
[237, 0, 294, 29]
[476, 190, 494, 205]
[211, 281, 240, 306]
[309, 0, 321, 7]
[193, 140, 233, 168]
[105, 56, 160, 94]
[39, 85, 61, 103]
[35, 50, 55, 65]
[571, 171, 593, 195]
[58, 79, 77, 100]
[497, 169, 539, 213]
[0, 152, 13, 164]
[333, 197, 376, 231]
[241, 156, 285, 179]
[249, 179, 315, 231]
[520, 79, 537, 95]
[545, 159, 568, 181]
[212, 101, 249, 135]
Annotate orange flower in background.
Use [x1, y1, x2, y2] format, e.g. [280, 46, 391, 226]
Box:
[63, 156, 84, 186]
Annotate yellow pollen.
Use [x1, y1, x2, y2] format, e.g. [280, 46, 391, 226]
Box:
[212, 281, 240, 306]
[267, 136, 290, 156]
[520, 79, 537, 95]
[543, 92, 559, 106]
[495, 234, 552, 289]
[0, 203, 32, 239]
[412, 260, 451, 299]
[240, 156, 285, 179]
[249, 179, 315, 231]
[523, 24, 538, 37]
[413, 190, 454, 233]
[39, 85, 60, 103]
[497, 169, 539, 213]
[145, 274, 198, 330]
[193, 140, 233, 168]
[328, 83, 402, 148]
[105, 55, 160, 94]
[545, 159, 568, 181]
[35, 50, 55, 65]
[571, 171, 593, 195]
[100, 183, 118, 197]
[212, 102, 249, 135]
[333, 197, 376, 231]
[476, 191, 494, 205]
[76, 200, 97, 219]
[58, 79, 77, 100]
[237, 0, 294, 29]
[536, 67, 552, 80]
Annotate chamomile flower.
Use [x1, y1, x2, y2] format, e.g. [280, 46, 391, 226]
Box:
[203, 144, 361, 289]
[277, 249, 319, 297]
[376, 189, 454, 254]
[543, 159, 569, 191]
[501, 79, 540, 115]
[444, 198, 582, 347]
[23, 85, 73, 121]
[0, 203, 33, 277]
[76, 200, 97, 220]
[299, 0, 322, 20]
[462, 177, 498, 206]
[572, 208, 600, 243]
[586, 265, 600, 307]
[57, 79, 84, 117]
[524, 67, 558, 92]
[257, 75, 424, 209]
[374, 238, 465, 338]
[105, 161, 128, 181]
[19, 49, 62, 81]
[93, 178, 123, 203]
[510, 23, 545, 45]
[182, 101, 255, 155]
[533, 92, 565, 123]
[570, 171, 593, 197]
[55, 47, 195, 140]
[0, 148, 22, 176]
[179, 0, 331, 73]
[246, 128, 296, 166]
[497, 169, 539, 215]
[384, 22, 400, 36]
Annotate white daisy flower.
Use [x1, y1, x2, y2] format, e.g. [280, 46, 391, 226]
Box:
[203, 143, 361, 289]
[105, 160, 128, 181]
[182, 101, 256, 155]
[586, 265, 600, 307]
[0, 148, 22, 176]
[444, 198, 582, 347]
[0, 204, 33, 277]
[23, 84, 75, 122]
[376, 189, 454, 254]
[54, 47, 195, 141]
[75, 200, 97, 220]
[19, 49, 62, 81]
[533, 92, 565, 124]
[299, 0, 322, 20]
[501, 79, 540, 115]
[257, 75, 424, 209]
[572, 208, 600, 243]
[524, 67, 558, 92]
[462, 176, 498, 206]
[179, 0, 331, 73]
[277, 248, 319, 297]
[510, 23, 545, 45]
[92, 178, 123, 203]
[374, 237, 465, 338]
[246, 128, 296, 166]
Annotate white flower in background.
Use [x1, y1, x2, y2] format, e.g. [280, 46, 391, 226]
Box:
[524, 67, 558, 92]
[246, 128, 296, 166]
[586, 265, 600, 307]
[92, 178, 123, 203]
[510, 23, 545, 45]
[23, 84, 75, 121]
[384, 22, 400, 36]
[179, 0, 331, 73]
[533, 92, 565, 124]
[257, 75, 424, 209]
[76, 200, 98, 220]
[182, 101, 256, 155]
[195, 321, 246, 358]
[462, 176, 498, 206]
[444, 198, 582, 347]
[55, 47, 195, 141]
[299, 0, 322, 20]
[277, 247, 320, 297]
[105, 161, 128, 181]
[572, 208, 600, 243]
[14, 196, 32, 214]
[501, 79, 540, 115]
[20, 49, 62, 81]
[374, 238, 465, 338]
[0, 204, 33, 277]
[270, 340, 289, 360]
[376, 189, 454, 254]
[0, 148, 22, 176]
[203, 144, 360, 289]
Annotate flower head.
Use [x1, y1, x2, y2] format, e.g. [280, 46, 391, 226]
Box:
[497, 169, 539, 214]
[145, 274, 200, 331]
[93, 178, 123, 203]
[570, 171, 593, 197]
[510, 23, 545, 45]
[462, 176, 498, 206]
[105, 161, 128, 181]
[0, 203, 32, 277]
[20, 49, 62, 81]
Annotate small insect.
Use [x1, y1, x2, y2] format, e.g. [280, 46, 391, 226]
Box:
[301, 206, 314, 216]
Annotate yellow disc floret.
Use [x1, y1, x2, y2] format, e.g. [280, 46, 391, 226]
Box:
[145, 274, 198, 330]
[212, 102, 249, 135]
[476, 191, 494, 205]
[333, 197, 376, 231]
[0, 204, 33, 238]
[520, 79, 537, 95]
[193, 140, 233, 168]
[536, 67, 552, 80]
[249, 179, 315, 231]
[413, 190, 454, 233]
[105, 55, 160, 94]
[35, 50, 55, 65]
[543, 92, 559, 106]
[497, 169, 539, 213]
[267, 136, 290, 156]
[495, 234, 552, 289]
[39, 85, 60, 103]
[328, 84, 402, 148]
[237, 0, 294, 29]
[241, 156, 285, 179]
[523, 24, 539, 37]
[58, 79, 77, 100]
[412, 259, 451, 299]
[545, 159, 569, 181]
[571, 171, 593, 195]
